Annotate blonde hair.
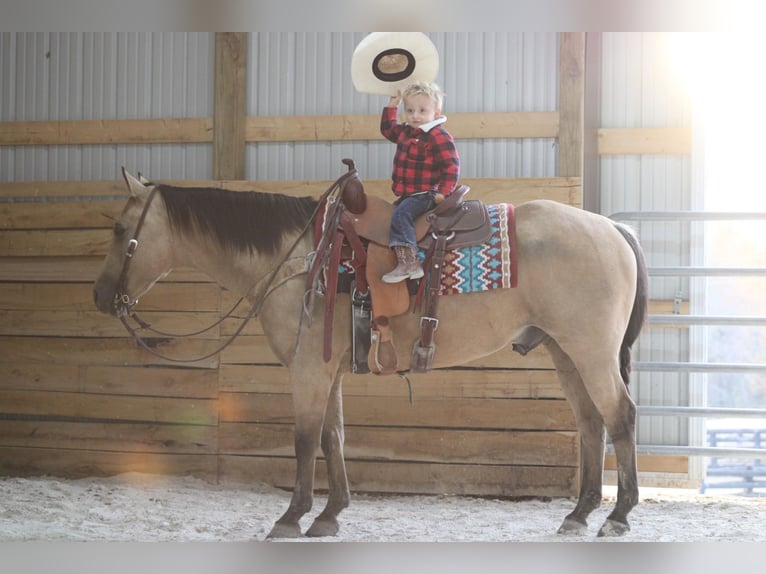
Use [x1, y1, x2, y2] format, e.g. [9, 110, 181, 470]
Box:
[402, 81, 444, 110]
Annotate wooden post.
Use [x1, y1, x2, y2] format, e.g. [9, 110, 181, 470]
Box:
[558, 33, 585, 181]
[583, 32, 602, 213]
[213, 33, 248, 180]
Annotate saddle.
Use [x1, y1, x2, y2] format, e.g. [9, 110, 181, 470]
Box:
[308, 159, 494, 375]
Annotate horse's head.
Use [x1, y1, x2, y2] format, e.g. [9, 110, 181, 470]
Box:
[93, 168, 174, 316]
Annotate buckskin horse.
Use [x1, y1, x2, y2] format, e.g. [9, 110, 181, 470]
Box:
[93, 162, 648, 539]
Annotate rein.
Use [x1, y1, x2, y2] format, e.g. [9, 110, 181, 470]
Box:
[113, 164, 360, 363]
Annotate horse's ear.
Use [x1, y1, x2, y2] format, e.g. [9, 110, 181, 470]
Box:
[137, 172, 151, 185]
[121, 167, 149, 198]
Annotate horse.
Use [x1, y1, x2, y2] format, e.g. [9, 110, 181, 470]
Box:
[93, 166, 648, 539]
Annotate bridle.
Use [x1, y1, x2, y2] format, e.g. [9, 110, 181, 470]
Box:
[111, 162, 361, 363]
[112, 185, 159, 319]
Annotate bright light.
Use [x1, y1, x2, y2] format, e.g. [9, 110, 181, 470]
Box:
[668, 33, 766, 211]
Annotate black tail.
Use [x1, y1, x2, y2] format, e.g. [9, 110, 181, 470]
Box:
[614, 223, 649, 386]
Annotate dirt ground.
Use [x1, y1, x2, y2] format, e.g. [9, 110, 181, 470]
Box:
[1, 472, 765, 542]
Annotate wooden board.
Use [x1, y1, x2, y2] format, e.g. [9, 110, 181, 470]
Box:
[219, 422, 578, 467]
[0, 336, 219, 369]
[0, 420, 217, 454]
[0, 446, 218, 481]
[0, 389, 218, 425]
[213, 33, 247, 180]
[219, 456, 578, 497]
[598, 127, 692, 155]
[605, 454, 689, 474]
[0, 112, 558, 147]
[218, 393, 575, 431]
[220, 364, 565, 399]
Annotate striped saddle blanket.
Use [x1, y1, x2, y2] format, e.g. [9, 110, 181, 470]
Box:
[419, 202, 518, 294]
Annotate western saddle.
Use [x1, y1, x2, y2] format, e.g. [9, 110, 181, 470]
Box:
[308, 159, 493, 374]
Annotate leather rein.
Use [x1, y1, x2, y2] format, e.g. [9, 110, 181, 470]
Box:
[112, 170, 356, 363]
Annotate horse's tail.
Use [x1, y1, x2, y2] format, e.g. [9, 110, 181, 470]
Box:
[614, 222, 649, 386]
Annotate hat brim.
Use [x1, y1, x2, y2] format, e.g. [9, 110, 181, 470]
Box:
[352, 32, 439, 95]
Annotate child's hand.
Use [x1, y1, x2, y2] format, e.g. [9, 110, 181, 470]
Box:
[433, 193, 445, 204]
[387, 90, 402, 108]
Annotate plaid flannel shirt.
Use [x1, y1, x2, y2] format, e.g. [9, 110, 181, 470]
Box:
[380, 106, 460, 198]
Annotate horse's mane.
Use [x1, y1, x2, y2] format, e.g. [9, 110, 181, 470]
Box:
[157, 185, 318, 255]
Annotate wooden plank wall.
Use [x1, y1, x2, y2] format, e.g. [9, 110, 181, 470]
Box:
[0, 33, 586, 498]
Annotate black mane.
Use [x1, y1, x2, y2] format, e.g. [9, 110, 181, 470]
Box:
[158, 185, 318, 255]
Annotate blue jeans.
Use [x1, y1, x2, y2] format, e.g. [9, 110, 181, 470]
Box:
[389, 192, 436, 249]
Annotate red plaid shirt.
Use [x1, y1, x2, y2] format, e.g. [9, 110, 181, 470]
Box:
[380, 107, 460, 197]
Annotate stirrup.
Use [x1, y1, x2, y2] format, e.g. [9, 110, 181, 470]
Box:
[370, 329, 399, 374]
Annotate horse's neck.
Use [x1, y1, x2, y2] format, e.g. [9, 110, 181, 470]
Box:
[172, 229, 311, 298]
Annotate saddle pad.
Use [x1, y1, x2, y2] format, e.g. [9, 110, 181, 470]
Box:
[419, 203, 517, 295]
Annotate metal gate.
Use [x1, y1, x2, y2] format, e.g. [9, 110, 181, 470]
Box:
[608, 211, 766, 490]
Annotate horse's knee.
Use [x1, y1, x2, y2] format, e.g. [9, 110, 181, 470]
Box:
[607, 397, 637, 443]
[321, 426, 344, 454]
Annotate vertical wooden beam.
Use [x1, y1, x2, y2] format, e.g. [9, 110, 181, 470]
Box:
[583, 32, 602, 213]
[213, 33, 248, 180]
[558, 33, 585, 182]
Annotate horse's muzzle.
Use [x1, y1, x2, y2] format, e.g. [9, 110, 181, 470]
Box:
[93, 281, 130, 316]
[93, 283, 113, 315]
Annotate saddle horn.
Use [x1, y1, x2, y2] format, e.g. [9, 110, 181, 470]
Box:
[339, 158, 367, 214]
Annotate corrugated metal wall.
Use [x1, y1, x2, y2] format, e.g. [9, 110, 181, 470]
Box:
[0, 32, 214, 181]
[600, 32, 698, 456]
[245, 32, 558, 181]
[1, 32, 558, 183]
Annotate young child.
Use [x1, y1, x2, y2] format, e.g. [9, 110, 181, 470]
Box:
[380, 81, 460, 283]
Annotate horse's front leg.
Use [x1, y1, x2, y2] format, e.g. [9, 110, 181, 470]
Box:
[266, 364, 334, 539]
[306, 374, 350, 537]
[266, 415, 323, 538]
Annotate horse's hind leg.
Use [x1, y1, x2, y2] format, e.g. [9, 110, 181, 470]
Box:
[545, 340, 606, 535]
[597, 390, 637, 537]
[306, 375, 350, 537]
[552, 340, 638, 537]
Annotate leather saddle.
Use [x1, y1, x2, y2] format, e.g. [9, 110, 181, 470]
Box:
[310, 159, 494, 375]
[346, 182, 491, 252]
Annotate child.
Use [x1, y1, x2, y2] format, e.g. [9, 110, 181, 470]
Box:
[380, 81, 460, 283]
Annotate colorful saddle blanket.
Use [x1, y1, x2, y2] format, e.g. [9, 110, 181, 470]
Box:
[420, 203, 518, 295]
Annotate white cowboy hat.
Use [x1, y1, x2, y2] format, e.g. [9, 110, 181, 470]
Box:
[351, 32, 439, 95]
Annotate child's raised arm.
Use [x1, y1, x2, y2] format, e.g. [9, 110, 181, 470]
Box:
[387, 90, 402, 108]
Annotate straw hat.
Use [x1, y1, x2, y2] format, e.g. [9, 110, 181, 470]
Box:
[351, 32, 439, 95]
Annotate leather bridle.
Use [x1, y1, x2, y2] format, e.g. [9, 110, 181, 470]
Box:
[111, 163, 360, 363]
[112, 185, 159, 318]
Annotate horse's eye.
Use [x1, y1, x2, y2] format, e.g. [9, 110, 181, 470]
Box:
[113, 222, 127, 238]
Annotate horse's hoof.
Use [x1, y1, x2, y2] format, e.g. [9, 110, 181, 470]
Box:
[265, 522, 303, 539]
[306, 518, 340, 538]
[557, 517, 588, 536]
[597, 518, 630, 537]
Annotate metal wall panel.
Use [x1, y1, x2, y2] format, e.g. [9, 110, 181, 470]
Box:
[245, 32, 558, 182]
[2, 32, 557, 183]
[600, 32, 698, 456]
[0, 32, 214, 182]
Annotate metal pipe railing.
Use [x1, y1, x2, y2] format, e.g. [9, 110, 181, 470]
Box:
[638, 406, 766, 418]
[609, 210, 766, 469]
[610, 211, 766, 222]
[634, 362, 766, 374]
[649, 315, 766, 326]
